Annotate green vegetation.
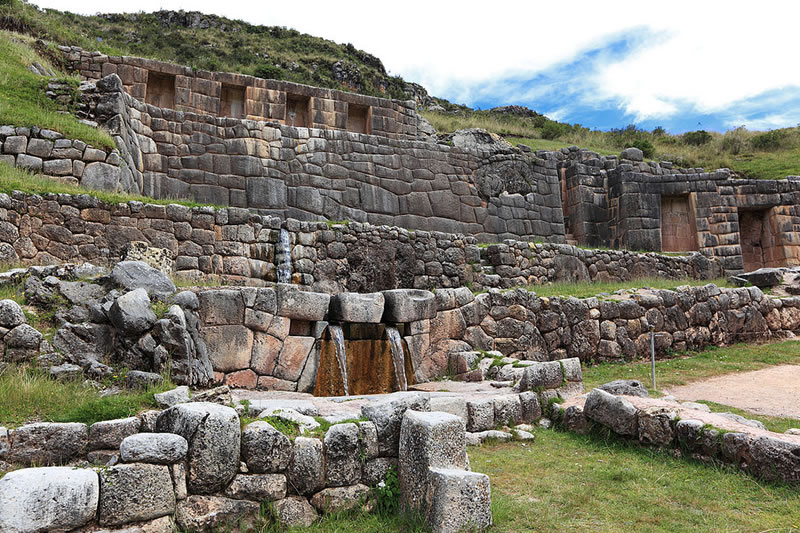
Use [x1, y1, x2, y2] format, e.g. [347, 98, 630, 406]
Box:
[0, 364, 175, 427]
[524, 277, 731, 299]
[582, 340, 800, 394]
[692, 400, 798, 434]
[0, 31, 114, 149]
[0, 1, 410, 99]
[0, 160, 215, 208]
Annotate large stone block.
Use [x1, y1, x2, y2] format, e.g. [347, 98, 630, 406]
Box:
[276, 283, 330, 321]
[98, 463, 175, 526]
[108, 288, 157, 335]
[583, 388, 638, 436]
[273, 336, 316, 382]
[399, 410, 467, 512]
[197, 289, 245, 325]
[637, 407, 678, 446]
[110, 261, 176, 298]
[0, 467, 99, 533]
[466, 399, 494, 432]
[241, 420, 292, 473]
[224, 474, 287, 501]
[273, 496, 318, 529]
[156, 402, 240, 494]
[310, 484, 371, 514]
[381, 289, 436, 323]
[202, 325, 253, 372]
[518, 361, 563, 391]
[7, 422, 88, 466]
[88, 416, 141, 451]
[424, 468, 492, 533]
[324, 422, 361, 487]
[329, 292, 385, 323]
[493, 394, 522, 426]
[747, 436, 800, 483]
[176, 495, 260, 533]
[120, 432, 188, 464]
[286, 436, 325, 496]
[362, 393, 430, 456]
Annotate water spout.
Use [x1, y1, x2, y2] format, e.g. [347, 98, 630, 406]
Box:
[385, 326, 408, 392]
[329, 324, 349, 396]
[276, 228, 292, 284]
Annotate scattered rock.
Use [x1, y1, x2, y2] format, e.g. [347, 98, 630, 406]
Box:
[598, 379, 649, 398]
[0, 299, 24, 328]
[717, 412, 767, 430]
[110, 261, 176, 299]
[680, 401, 711, 413]
[125, 370, 163, 389]
[583, 388, 638, 436]
[273, 496, 318, 528]
[190, 385, 232, 405]
[109, 288, 157, 335]
[154, 385, 190, 408]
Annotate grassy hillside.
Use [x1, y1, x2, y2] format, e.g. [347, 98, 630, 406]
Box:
[422, 109, 800, 180]
[0, 0, 413, 100]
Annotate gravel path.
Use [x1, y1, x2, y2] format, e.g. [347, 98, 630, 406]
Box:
[665, 364, 800, 419]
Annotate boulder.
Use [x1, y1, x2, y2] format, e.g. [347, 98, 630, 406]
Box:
[329, 292, 385, 323]
[310, 484, 371, 513]
[176, 495, 259, 533]
[583, 388, 638, 436]
[518, 391, 542, 423]
[5, 324, 42, 350]
[286, 437, 325, 496]
[362, 457, 398, 486]
[621, 146, 644, 161]
[0, 299, 24, 328]
[361, 393, 430, 456]
[120, 433, 188, 464]
[7, 422, 88, 466]
[97, 463, 175, 526]
[324, 422, 361, 487]
[381, 289, 436, 323]
[275, 284, 330, 321]
[0, 467, 98, 532]
[154, 385, 190, 408]
[190, 385, 233, 405]
[747, 436, 800, 483]
[273, 496, 318, 529]
[109, 288, 157, 335]
[736, 267, 784, 288]
[49, 362, 83, 380]
[241, 420, 292, 473]
[466, 399, 495, 432]
[598, 379, 650, 398]
[562, 405, 589, 434]
[398, 410, 468, 512]
[425, 468, 492, 533]
[429, 396, 468, 425]
[637, 406, 678, 445]
[517, 361, 563, 391]
[110, 261, 176, 298]
[156, 402, 240, 494]
[125, 370, 164, 389]
[493, 394, 522, 426]
[88, 416, 141, 450]
[359, 421, 379, 460]
[224, 474, 287, 501]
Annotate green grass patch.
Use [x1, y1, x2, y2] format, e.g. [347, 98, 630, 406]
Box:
[0, 160, 215, 208]
[508, 136, 618, 156]
[582, 340, 800, 395]
[526, 277, 731, 299]
[692, 400, 799, 434]
[0, 31, 114, 149]
[473, 431, 800, 532]
[0, 364, 175, 427]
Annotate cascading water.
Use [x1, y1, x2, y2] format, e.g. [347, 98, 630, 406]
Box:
[276, 228, 292, 284]
[385, 326, 408, 392]
[328, 324, 349, 396]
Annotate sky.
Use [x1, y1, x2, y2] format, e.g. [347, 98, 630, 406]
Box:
[30, 0, 800, 133]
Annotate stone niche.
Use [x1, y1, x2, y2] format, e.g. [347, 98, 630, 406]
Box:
[660, 195, 698, 252]
[738, 208, 786, 271]
[144, 72, 175, 109]
[347, 103, 371, 134]
[220, 84, 245, 119]
[285, 94, 311, 128]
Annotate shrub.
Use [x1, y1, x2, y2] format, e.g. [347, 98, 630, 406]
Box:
[721, 126, 748, 155]
[682, 130, 713, 146]
[374, 466, 399, 516]
[253, 64, 284, 80]
[540, 121, 565, 140]
[652, 126, 666, 136]
[630, 139, 655, 159]
[750, 130, 784, 151]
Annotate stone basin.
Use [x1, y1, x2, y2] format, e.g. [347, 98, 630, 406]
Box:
[381, 289, 436, 323]
[276, 284, 330, 321]
[328, 292, 385, 323]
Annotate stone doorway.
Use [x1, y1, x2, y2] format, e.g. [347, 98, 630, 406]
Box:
[144, 72, 175, 109]
[660, 195, 697, 252]
[738, 208, 787, 271]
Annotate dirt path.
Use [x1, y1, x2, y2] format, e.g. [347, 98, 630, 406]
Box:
[665, 364, 800, 419]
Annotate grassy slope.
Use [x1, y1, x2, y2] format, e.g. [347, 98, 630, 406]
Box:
[0, 31, 114, 149]
[0, 1, 409, 100]
[521, 277, 730, 299]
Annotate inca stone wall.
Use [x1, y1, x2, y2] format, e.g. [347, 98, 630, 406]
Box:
[0, 191, 720, 292]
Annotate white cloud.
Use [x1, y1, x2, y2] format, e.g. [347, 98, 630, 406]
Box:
[29, 0, 800, 125]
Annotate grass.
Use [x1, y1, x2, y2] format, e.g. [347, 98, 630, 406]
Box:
[507, 135, 618, 156]
[0, 160, 215, 208]
[0, 31, 114, 149]
[0, 364, 176, 427]
[582, 339, 800, 394]
[693, 400, 798, 434]
[524, 277, 731, 299]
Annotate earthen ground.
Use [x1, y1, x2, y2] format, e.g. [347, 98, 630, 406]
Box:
[665, 364, 800, 419]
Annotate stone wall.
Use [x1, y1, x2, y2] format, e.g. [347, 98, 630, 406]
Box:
[0, 190, 721, 292]
[0, 396, 491, 532]
[59, 46, 422, 140]
[0, 125, 120, 187]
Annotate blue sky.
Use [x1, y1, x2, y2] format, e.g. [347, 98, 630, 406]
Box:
[33, 0, 800, 134]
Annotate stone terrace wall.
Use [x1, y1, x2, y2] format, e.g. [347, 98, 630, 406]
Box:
[85, 75, 565, 243]
[0, 191, 721, 292]
[60, 46, 422, 140]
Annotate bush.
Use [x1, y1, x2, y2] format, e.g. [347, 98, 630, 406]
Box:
[630, 139, 655, 159]
[750, 131, 784, 151]
[540, 121, 565, 140]
[652, 126, 666, 137]
[253, 64, 283, 80]
[682, 130, 713, 146]
[721, 126, 748, 155]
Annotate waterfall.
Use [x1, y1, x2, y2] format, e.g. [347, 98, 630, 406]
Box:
[385, 326, 408, 392]
[329, 324, 349, 396]
[276, 228, 292, 284]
